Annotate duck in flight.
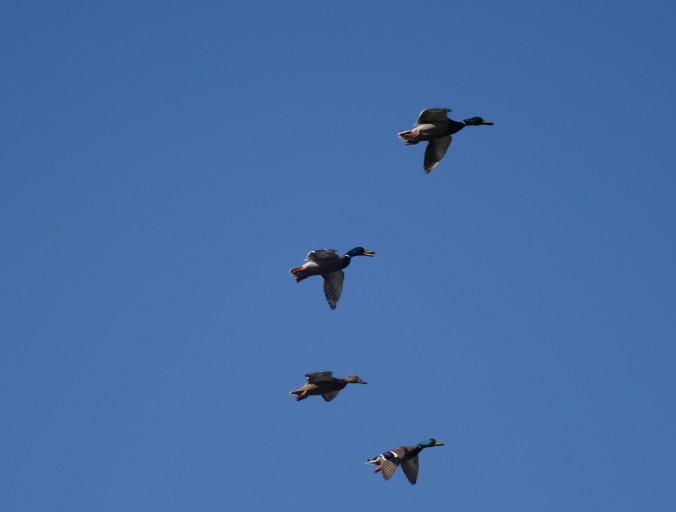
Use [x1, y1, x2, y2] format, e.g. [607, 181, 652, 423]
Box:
[398, 108, 493, 173]
[289, 247, 375, 310]
[289, 371, 367, 402]
[366, 438, 444, 485]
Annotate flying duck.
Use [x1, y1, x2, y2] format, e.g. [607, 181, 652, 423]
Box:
[289, 247, 375, 309]
[398, 108, 493, 173]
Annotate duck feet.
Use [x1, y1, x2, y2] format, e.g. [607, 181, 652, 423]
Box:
[295, 391, 309, 401]
[290, 266, 308, 282]
[399, 129, 421, 139]
[372, 465, 383, 474]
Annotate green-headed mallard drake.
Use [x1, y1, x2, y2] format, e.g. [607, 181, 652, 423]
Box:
[366, 438, 444, 485]
[289, 247, 375, 310]
[398, 108, 493, 173]
[289, 371, 367, 402]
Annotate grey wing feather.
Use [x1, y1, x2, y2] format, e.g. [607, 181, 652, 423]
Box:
[415, 108, 451, 125]
[305, 371, 334, 383]
[306, 249, 338, 261]
[380, 459, 400, 481]
[322, 270, 344, 310]
[322, 390, 340, 402]
[400, 456, 420, 485]
[424, 136, 452, 173]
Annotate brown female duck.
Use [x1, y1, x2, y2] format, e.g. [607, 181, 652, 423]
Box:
[289, 371, 367, 402]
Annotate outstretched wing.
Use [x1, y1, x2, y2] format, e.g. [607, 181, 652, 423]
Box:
[322, 270, 344, 310]
[400, 456, 420, 485]
[322, 391, 340, 402]
[305, 371, 334, 383]
[424, 136, 452, 173]
[306, 249, 338, 262]
[379, 459, 400, 481]
[415, 108, 451, 126]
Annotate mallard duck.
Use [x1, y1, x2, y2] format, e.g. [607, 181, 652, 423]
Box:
[289, 247, 375, 310]
[366, 438, 444, 485]
[398, 108, 493, 173]
[289, 371, 367, 401]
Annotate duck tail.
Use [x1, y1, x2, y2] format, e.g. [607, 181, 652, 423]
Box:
[289, 389, 308, 401]
[398, 130, 420, 144]
[289, 267, 309, 282]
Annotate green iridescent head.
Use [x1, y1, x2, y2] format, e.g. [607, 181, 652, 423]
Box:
[463, 117, 493, 126]
[346, 247, 376, 257]
[418, 438, 445, 448]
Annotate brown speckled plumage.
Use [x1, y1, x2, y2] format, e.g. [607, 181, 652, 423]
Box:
[289, 371, 367, 402]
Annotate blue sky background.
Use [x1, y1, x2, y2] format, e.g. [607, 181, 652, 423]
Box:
[2, 1, 675, 511]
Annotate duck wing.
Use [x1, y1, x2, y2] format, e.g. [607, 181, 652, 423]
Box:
[424, 136, 452, 174]
[322, 390, 340, 402]
[415, 108, 451, 126]
[388, 447, 408, 459]
[305, 371, 334, 383]
[322, 270, 344, 310]
[306, 249, 338, 262]
[400, 456, 420, 485]
[379, 459, 400, 481]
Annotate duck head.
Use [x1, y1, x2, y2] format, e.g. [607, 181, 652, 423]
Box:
[346, 247, 376, 257]
[463, 117, 493, 126]
[418, 438, 445, 448]
[344, 375, 368, 384]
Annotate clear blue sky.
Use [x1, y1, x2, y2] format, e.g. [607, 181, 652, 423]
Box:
[2, 1, 675, 511]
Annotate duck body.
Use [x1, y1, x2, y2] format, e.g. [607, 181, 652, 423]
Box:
[289, 247, 375, 309]
[290, 371, 367, 402]
[398, 108, 493, 173]
[403, 116, 466, 142]
[290, 249, 353, 281]
[366, 439, 444, 485]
